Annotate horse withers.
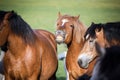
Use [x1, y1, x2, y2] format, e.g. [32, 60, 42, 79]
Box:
[0, 10, 58, 80]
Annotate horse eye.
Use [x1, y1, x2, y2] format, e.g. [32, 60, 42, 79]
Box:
[70, 25, 74, 28]
[57, 23, 59, 26]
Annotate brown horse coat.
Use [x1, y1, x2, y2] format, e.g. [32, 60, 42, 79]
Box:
[55, 13, 94, 80]
[0, 10, 58, 80]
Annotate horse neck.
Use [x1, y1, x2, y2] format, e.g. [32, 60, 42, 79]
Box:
[67, 37, 85, 56]
[66, 21, 86, 58]
[7, 32, 34, 57]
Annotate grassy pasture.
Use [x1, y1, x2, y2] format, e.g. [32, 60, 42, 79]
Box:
[0, 0, 120, 79]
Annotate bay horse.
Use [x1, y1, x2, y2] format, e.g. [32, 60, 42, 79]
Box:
[90, 44, 120, 80]
[0, 10, 58, 80]
[77, 22, 120, 69]
[55, 12, 94, 80]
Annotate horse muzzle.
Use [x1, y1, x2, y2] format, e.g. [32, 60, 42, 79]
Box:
[78, 58, 89, 69]
[55, 30, 66, 44]
[77, 53, 93, 69]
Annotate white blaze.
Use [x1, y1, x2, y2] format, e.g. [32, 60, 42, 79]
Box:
[61, 19, 69, 26]
[85, 34, 90, 40]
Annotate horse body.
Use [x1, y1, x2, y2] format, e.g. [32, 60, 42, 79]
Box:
[55, 13, 93, 80]
[35, 30, 58, 80]
[90, 45, 120, 80]
[0, 10, 58, 80]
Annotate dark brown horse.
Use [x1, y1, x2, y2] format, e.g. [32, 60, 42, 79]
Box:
[78, 22, 120, 69]
[91, 45, 120, 80]
[55, 12, 94, 80]
[0, 10, 58, 80]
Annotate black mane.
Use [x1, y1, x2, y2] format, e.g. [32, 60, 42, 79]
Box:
[0, 10, 35, 45]
[85, 22, 120, 43]
[84, 23, 102, 39]
[103, 22, 120, 44]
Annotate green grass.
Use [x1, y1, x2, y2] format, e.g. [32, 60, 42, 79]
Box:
[0, 0, 120, 79]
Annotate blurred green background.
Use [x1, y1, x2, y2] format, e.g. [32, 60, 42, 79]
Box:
[0, 0, 120, 80]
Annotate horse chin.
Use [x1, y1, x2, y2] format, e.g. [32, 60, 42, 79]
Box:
[56, 40, 64, 44]
[55, 36, 64, 44]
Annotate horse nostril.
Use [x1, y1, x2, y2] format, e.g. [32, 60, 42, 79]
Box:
[56, 30, 62, 34]
[78, 58, 89, 69]
[78, 59, 83, 67]
[58, 31, 61, 34]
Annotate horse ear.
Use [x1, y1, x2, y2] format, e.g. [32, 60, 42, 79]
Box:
[11, 10, 14, 13]
[95, 28, 103, 37]
[4, 12, 12, 20]
[58, 12, 62, 18]
[3, 12, 12, 25]
[75, 15, 80, 20]
[92, 22, 95, 25]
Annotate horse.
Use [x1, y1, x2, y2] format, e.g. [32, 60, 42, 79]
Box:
[55, 12, 94, 80]
[0, 49, 5, 80]
[90, 44, 120, 80]
[0, 10, 58, 80]
[77, 22, 120, 69]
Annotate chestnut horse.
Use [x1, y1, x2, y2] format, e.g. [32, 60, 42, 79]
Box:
[78, 22, 120, 69]
[55, 13, 94, 80]
[0, 10, 58, 80]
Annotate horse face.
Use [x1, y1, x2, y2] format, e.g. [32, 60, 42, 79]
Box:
[78, 35, 97, 68]
[55, 15, 74, 44]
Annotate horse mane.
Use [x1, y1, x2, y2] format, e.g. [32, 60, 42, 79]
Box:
[73, 19, 86, 43]
[103, 22, 120, 44]
[84, 23, 103, 40]
[84, 22, 120, 43]
[3, 10, 35, 45]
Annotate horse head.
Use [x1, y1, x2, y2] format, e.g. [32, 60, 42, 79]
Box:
[78, 22, 120, 69]
[55, 12, 86, 45]
[77, 33, 97, 68]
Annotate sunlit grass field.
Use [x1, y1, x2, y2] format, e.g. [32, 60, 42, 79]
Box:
[0, 0, 120, 79]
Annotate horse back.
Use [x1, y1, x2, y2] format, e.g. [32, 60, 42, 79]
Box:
[34, 29, 57, 53]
